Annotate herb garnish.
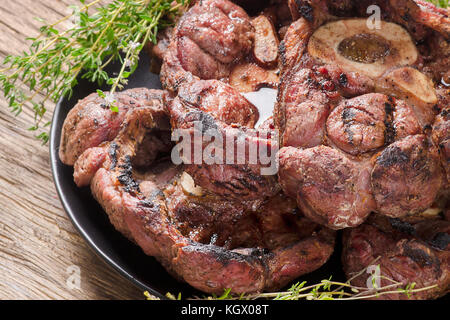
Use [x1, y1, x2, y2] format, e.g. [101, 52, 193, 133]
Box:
[0, 0, 188, 143]
[146, 260, 439, 300]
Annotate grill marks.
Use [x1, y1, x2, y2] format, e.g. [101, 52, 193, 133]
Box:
[375, 145, 410, 168]
[117, 155, 140, 195]
[371, 135, 443, 218]
[432, 107, 450, 185]
[327, 94, 415, 156]
[167, 79, 278, 201]
[162, 189, 335, 293]
[402, 241, 438, 267]
[297, 1, 314, 22]
[109, 142, 119, 170]
[384, 100, 396, 146]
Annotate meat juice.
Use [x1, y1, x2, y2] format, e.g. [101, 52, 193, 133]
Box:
[243, 87, 278, 128]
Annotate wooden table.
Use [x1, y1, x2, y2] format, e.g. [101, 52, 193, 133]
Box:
[0, 0, 145, 300]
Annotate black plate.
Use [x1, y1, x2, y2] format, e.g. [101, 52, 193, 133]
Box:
[49, 53, 347, 299]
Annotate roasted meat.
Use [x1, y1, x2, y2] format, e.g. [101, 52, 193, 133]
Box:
[161, 0, 283, 94]
[275, 0, 448, 227]
[326, 94, 421, 156]
[59, 88, 165, 166]
[288, 0, 449, 39]
[166, 80, 280, 201]
[278, 146, 376, 229]
[66, 91, 335, 293]
[371, 135, 443, 218]
[160, 0, 254, 91]
[58, 0, 450, 298]
[73, 102, 174, 239]
[127, 180, 336, 293]
[342, 215, 450, 299]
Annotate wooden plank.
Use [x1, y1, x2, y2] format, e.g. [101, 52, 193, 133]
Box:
[0, 0, 144, 300]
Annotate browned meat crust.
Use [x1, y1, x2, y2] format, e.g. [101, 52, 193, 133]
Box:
[278, 146, 376, 229]
[371, 135, 443, 218]
[71, 98, 335, 293]
[166, 80, 280, 201]
[126, 185, 336, 293]
[326, 94, 421, 155]
[275, 0, 448, 228]
[59, 88, 165, 166]
[160, 0, 254, 92]
[342, 215, 450, 299]
[76, 105, 173, 239]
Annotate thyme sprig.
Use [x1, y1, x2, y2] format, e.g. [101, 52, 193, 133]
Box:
[0, 0, 188, 143]
[428, 0, 448, 8]
[152, 259, 438, 301]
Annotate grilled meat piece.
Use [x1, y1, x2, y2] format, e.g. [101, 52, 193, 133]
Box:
[275, 64, 376, 148]
[167, 80, 280, 201]
[275, 0, 448, 227]
[65, 89, 174, 239]
[171, 79, 259, 128]
[278, 146, 376, 229]
[275, 67, 337, 149]
[161, 0, 285, 94]
[70, 96, 335, 293]
[72, 95, 174, 239]
[278, 134, 444, 228]
[126, 184, 336, 294]
[278, 0, 448, 133]
[371, 135, 443, 218]
[326, 94, 421, 155]
[71, 89, 172, 187]
[288, 0, 449, 40]
[160, 0, 254, 91]
[342, 215, 450, 300]
[164, 175, 264, 247]
[59, 88, 164, 166]
[432, 108, 450, 186]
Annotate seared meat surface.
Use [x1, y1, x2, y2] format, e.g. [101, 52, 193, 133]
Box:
[166, 80, 280, 201]
[342, 215, 450, 299]
[74, 103, 174, 239]
[371, 135, 443, 218]
[289, 0, 449, 39]
[67, 89, 335, 293]
[160, 0, 254, 91]
[70, 89, 172, 188]
[326, 94, 421, 155]
[161, 0, 285, 95]
[170, 79, 259, 128]
[278, 146, 375, 229]
[59, 88, 165, 166]
[275, 0, 448, 228]
[128, 182, 336, 293]
[58, 0, 450, 298]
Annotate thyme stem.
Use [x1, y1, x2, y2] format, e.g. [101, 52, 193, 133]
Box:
[0, 0, 188, 143]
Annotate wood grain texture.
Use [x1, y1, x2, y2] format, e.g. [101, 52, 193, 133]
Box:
[0, 0, 145, 300]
